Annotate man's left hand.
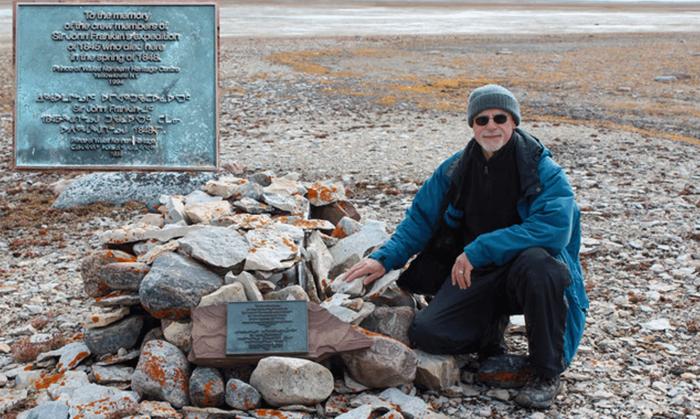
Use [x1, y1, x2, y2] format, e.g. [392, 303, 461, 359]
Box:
[451, 252, 473, 289]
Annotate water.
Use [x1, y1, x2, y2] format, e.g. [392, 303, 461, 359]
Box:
[2, 2, 699, 39]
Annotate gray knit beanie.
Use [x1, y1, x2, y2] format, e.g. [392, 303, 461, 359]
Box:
[467, 84, 521, 127]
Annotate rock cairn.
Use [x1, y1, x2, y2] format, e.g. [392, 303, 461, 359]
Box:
[12, 172, 459, 419]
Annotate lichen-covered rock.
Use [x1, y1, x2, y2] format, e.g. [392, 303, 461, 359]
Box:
[225, 378, 261, 410]
[84, 315, 143, 357]
[132, 340, 190, 408]
[98, 262, 150, 290]
[139, 252, 222, 320]
[178, 226, 249, 270]
[189, 367, 225, 408]
[81, 249, 136, 298]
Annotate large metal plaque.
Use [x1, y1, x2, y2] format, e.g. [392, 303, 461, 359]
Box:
[13, 1, 219, 170]
[226, 301, 309, 356]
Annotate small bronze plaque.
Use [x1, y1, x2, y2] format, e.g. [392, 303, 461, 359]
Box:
[226, 301, 309, 356]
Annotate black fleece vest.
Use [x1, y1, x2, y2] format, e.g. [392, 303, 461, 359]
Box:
[459, 137, 522, 246]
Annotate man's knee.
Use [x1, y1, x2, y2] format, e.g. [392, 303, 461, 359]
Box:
[512, 247, 570, 290]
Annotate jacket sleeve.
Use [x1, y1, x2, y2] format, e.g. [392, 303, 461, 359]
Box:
[464, 157, 576, 268]
[369, 152, 458, 271]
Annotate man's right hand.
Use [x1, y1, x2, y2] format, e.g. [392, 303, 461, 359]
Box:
[343, 258, 386, 286]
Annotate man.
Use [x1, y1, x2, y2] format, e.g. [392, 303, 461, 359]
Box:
[344, 84, 588, 409]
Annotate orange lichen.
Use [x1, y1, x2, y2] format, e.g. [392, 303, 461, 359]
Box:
[281, 237, 299, 253]
[331, 225, 348, 239]
[142, 356, 167, 386]
[67, 351, 90, 369]
[252, 409, 287, 418]
[34, 370, 66, 390]
[147, 308, 190, 320]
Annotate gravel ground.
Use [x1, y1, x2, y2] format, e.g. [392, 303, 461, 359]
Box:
[1, 32, 699, 417]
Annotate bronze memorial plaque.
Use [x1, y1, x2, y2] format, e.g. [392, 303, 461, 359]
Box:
[13, 0, 219, 170]
[226, 301, 309, 356]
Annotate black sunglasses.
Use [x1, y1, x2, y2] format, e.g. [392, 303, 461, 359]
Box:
[474, 114, 509, 126]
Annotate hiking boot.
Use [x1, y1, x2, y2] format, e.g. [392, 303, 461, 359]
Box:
[514, 374, 561, 410]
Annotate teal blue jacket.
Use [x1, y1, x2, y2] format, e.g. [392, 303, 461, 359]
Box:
[370, 129, 588, 367]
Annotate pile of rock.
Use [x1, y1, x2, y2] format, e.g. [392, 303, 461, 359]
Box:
[14, 173, 461, 418]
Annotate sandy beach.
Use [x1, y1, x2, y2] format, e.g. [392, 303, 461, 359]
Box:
[1, 1, 699, 417]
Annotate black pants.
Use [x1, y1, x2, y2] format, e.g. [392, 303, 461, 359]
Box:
[408, 247, 570, 378]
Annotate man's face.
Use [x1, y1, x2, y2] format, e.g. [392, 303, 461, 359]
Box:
[472, 108, 516, 156]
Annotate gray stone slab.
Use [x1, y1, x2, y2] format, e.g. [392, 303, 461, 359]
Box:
[54, 172, 215, 209]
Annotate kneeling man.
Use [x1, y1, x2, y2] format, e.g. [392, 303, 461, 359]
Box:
[344, 84, 588, 409]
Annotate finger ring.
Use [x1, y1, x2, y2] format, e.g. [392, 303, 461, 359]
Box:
[459, 270, 464, 274]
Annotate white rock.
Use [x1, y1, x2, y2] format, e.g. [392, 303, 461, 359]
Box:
[162, 320, 193, 352]
[378, 387, 429, 418]
[185, 201, 232, 224]
[179, 226, 249, 269]
[250, 356, 334, 407]
[329, 221, 389, 273]
[642, 318, 673, 331]
[198, 282, 247, 307]
[244, 227, 299, 271]
[227, 271, 264, 302]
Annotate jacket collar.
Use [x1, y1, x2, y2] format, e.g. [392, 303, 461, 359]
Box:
[513, 128, 545, 200]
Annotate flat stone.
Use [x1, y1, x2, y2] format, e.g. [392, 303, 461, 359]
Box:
[486, 388, 511, 401]
[189, 367, 225, 408]
[216, 213, 273, 230]
[250, 357, 333, 407]
[329, 221, 389, 276]
[414, 350, 460, 391]
[642, 318, 673, 331]
[84, 307, 131, 329]
[21, 400, 69, 419]
[99, 262, 150, 291]
[198, 282, 247, 307]
[341, 329, 417, 388]
[84, 315, 143, 357]
[162, 320, 193, 353]
[244, 227, 300, 271]
[264, 285, 309, 301]
[203, 176, 263, 200]
[67, 384, 139, 418]
[99, 222, 160, 245]
[331, 216, 363, 239]
[306, 180, 346, 206]
[185, 201, 233, 225]
[185, 190, 223, 205]
[262, 193, 309, 215]
[160, 195, 187, 224]
[53, 172, 214, 209]
[0, 389, 28, 415]
[91, 365, 134, 384]
[43, 370, 88, 399]
[335, 405, 373, 419]
[264, 177, 307, 196]
[93, 291, 141, 307]
[310, 201, 361, 225]
[225, 378, 261, 410]
[227, 271, 264, 302]
[179, 226, 249, 270]
[365, 270, 401, 300]
[138, 400, 182, 419]
[143, 225, 205, 243]
[377, 387, 429, 419]
[139, 252, 223, 320]
[36, 342, 90, 372]
[359, 306, 414, 346]
[81, 249, 137, 298]
[94, 349, 140, 366]
[232, 198, 273, 214]
[136, 240, 180, 264]
[307, 230, 334, 297]
[132, 340, 190, 408]
[330, 272, 364, 298]
[273, 216, 335, 231]
[181, 406, 242, 418]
